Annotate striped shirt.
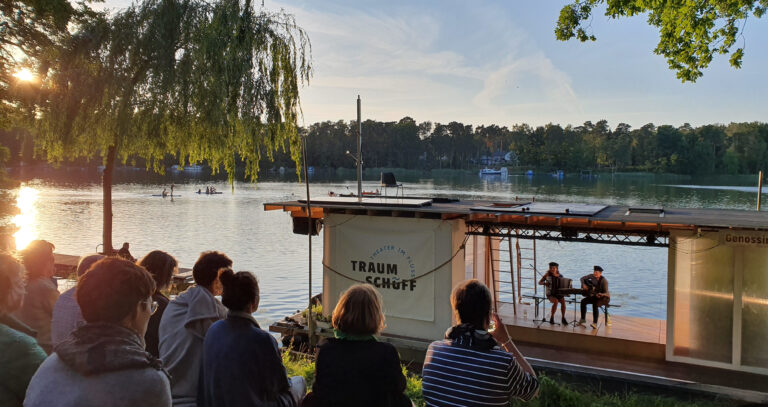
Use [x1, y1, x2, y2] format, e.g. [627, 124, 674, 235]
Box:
[421, 340, 539, 406]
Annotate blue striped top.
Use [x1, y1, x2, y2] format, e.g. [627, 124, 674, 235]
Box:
[421, 340, 539, 406]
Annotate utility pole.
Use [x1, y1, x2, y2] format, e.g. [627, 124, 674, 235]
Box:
[357, 95, 362, 202]
[758, 171, 763, 211]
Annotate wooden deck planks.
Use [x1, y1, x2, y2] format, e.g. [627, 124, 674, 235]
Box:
[497, 301, 666, 345]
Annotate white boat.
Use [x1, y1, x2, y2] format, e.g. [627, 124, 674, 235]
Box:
[479, 167, 508, 177]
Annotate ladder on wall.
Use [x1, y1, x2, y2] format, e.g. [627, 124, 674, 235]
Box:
[489, 236, 516, 315]
[515, 234, 538, 303]
[488, 234, 539, 315]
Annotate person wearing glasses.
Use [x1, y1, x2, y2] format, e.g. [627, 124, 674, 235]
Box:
[25, 257, 171, 407]
[137, 250, 179, 358]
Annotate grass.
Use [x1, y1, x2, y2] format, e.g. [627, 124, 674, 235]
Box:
[282, 351, 726, 407]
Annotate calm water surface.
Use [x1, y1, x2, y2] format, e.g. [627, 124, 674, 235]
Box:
[7, 167, 766, 324]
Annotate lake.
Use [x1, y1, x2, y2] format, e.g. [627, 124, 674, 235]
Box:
[6, 166, 766, 325]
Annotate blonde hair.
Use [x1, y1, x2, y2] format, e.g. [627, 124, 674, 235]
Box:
[0, 252, 25, 314]
[332, 284, 385, 336]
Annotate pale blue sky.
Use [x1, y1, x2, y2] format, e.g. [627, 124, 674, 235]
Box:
[102, 0, 768, 129]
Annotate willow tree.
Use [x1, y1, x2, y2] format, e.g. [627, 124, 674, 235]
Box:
[555, 0, 767, 82]
[36, 0, 311, 253]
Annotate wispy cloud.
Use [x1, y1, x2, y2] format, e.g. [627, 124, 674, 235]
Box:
[268, 0, 581, 126]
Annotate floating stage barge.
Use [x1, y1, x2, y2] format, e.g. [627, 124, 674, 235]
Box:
[265, 196, 768, 402]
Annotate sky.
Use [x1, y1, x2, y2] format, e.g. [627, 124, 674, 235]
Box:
[101, 0, 768, 130]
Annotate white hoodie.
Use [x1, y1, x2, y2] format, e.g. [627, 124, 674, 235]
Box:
[158, 286, 227, 407]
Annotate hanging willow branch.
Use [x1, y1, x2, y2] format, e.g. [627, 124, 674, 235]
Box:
[36, 0, 312, 181]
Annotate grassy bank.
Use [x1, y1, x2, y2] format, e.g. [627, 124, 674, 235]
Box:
[282, 351, 726, 407]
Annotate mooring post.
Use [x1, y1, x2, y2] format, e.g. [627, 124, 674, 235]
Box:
[758, 171, 763, 211]
[302, 137, 315, 349]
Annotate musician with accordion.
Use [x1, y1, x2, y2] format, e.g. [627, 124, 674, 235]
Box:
[579, 266, 610, 329]
[538, 262, 570, 325]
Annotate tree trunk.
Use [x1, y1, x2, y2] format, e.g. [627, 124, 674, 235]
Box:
[103, 145, 116, 255]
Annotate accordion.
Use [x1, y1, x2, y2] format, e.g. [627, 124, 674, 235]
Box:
[545, 276, 573, 297]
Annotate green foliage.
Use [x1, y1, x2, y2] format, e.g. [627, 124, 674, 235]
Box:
[402, 365, 425, 407]
[301, 304, 331, 323]
[510, 376, 725, 407]
[555, 1, 768, 82]
[0, 0, 86, 129]
[279, 356, 722, 407]
[282, 349, 316, 389]
[282, 118, 767, 176]
[36, 0, 311, 181]
[280, 349, 426, 407]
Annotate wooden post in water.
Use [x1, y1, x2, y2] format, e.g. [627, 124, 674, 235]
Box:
[758, 171, 763, 211]
[302, 137, 316, 349]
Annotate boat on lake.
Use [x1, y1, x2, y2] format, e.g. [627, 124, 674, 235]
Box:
[479, 167, 508, 177]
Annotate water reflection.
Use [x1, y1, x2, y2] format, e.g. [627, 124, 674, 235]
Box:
[13, 185, 39, 250]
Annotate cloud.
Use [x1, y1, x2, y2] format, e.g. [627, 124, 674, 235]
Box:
[266, 1, 582, 126]
[472, 53, 581, 120]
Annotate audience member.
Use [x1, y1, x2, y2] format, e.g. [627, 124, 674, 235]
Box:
[138, 250, 178, 358]
[199, 269, 305, 407]
[118, 242, 134, 262]
[0, 252, 47, 407]
[51, 254, 105, 347]
[303, 284, 411, 407]
[24, 258, 171, 407]
[159, 251, 230, 407]
[13, 240, 58, 353]
[421, 280, 539, 406]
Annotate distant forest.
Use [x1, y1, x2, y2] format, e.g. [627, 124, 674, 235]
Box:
[2, 119, 768, 175]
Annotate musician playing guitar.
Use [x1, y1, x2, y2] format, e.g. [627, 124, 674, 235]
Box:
[579, 266, 610, 329]
[538, 262, 568, 325]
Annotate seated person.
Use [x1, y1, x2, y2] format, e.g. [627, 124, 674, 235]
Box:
[13, 240, 59, 353]
[303, 284, 411, 407]
[137, 250, 178, 358]
[580, 266, 610, 329]
[199, 269, 304, 407]
[51, 254, 105, 347]
[422, 279, 539, 406]
[117, 243, 134, 261]
[538, 261, 568, 325]
[159, 251, 231, 407]
[0, 252, 47, 407]
[25, 258, 171, 407]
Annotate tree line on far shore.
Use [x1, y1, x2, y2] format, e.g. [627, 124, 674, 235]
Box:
[282, 119, 768, 175]
[3, 119, 768, 176]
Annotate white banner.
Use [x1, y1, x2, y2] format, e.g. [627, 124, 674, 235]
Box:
[328, 215, 437, 321]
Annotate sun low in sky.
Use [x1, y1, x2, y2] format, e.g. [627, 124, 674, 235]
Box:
[12, 68, 36, 82]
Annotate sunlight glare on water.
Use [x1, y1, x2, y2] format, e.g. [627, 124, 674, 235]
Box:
[13, 185, 39, 251]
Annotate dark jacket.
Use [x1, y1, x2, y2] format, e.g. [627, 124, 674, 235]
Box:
[581, 274, 610, 299]
[199, 312, 295, 407]
[308, 337, 410, 407]
[144, 293, 169, 358]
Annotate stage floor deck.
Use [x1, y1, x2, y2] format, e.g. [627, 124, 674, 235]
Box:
[497, 301, 666, 346]
[496, 300, 767, 396]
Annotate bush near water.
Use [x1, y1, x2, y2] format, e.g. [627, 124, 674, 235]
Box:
[282, 351, 725, 407]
